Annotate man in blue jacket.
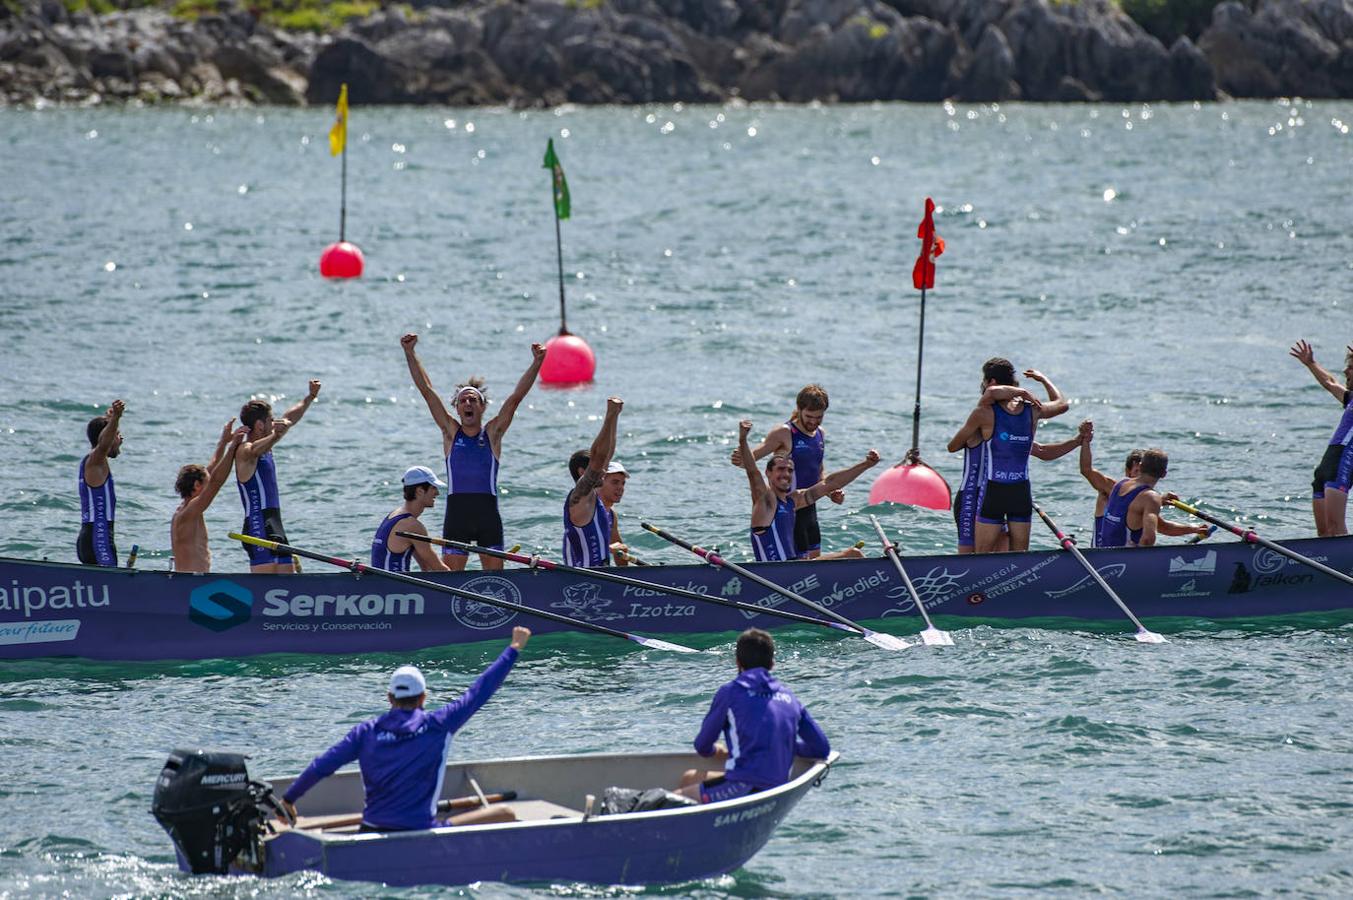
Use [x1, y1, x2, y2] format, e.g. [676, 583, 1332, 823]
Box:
[280, 627, 530, 831]
[677, 628, 830, 803]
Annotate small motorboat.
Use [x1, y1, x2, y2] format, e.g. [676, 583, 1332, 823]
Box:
[153, 747, 837, 887]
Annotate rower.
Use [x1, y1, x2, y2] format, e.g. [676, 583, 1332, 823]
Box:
[78, 399, 125, 567]
[734, 419, 879, 561]
[280, 628, 531, 832]
[676, 628, 830, 804]
[370, 466, 451, 572]
[1076, 419, 1144, 546]
[730, 385, 842, 559]
[1290, 339, 1353, 537]
[1097, 449, 1207, 547]
[947, 359, 1070, 553]
[563, 397, 623, 568]
[599, 460, 632, 566]
[402, 334, 546, 571]
[235, 380, 321, 574]
[171, 419, 246, 573]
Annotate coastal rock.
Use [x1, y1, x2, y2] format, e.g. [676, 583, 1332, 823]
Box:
[1197, 0, 1353, 97]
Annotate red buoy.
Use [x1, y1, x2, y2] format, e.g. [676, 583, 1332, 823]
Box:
[868, 461, 951, 511]
[319, 241, 364, 279]
[540, 333, 596, 385]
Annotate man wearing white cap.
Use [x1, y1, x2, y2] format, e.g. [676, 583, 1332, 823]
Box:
[564, 397, 623, 568]
[599, 460, 633, 566]
[370, 466, 450, 572]
[282, 626, 531, 832]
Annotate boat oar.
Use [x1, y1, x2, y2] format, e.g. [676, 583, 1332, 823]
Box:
[1165, 499, 1353, 588]
[399, 533, 858, 634]
[227, 533, 698, 654]
[640, 523, 911, 651]
[1186, 525, 1217, 545]
[868, 515, 953, 646]
[1032, 504, 1166, 644]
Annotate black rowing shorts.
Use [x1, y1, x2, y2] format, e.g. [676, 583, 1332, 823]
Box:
[442, 493, 505, 555]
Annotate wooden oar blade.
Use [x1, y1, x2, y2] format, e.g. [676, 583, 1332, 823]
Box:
[633, 635, 700, 654]
[1134, 629, 1168, 644]
[863, 630, 913, 651]
[919, 626, 955, 647]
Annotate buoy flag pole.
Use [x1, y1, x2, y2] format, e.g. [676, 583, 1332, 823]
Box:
[544, 138, 571, 336]
[908, 197, 945, 462]
[330, 83, 348, 243]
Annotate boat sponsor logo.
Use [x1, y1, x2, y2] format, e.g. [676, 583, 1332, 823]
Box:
[262, 590, 425, 619]
[721, 577, 742, 597]
[189, 580, 253, 632]
[1043, 564, 1127, 599]
[1168, 550, 1216, 577]
[1161, 578, 1210, 599]
[1227, 561, 1313, 594]
[452, 577, 518, 630]
[905, 555, 1061, 611]
[905, 567, 972, 606]
[0, 618, 81, 646]
[0, 579, 110, 620]
[200, 772, 247, 786]
[1252, 548, 1289, 576]
[713, 800, 776, 828]
[553, 583, 623, 622]
[739, 573, 822, 619]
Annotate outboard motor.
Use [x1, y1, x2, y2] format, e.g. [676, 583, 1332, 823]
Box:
[151, 748, 285, 875]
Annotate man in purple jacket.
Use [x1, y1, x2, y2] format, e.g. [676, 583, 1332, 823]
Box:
[280, 627, 530, 831]
[677, 628, 830, 804]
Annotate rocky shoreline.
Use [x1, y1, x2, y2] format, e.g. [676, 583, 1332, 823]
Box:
[3, 0, 1353, 107]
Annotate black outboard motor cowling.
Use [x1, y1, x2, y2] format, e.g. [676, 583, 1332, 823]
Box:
[151, 748, 282, 875]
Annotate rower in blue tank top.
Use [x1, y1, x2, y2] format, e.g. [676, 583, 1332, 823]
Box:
[1092, 449, 1206, 548]
[234, 381, 321, 573]
[731, 386, 837, 558]
[370, 466, 450, 572]
[1291, 339, 1353, 537]
[563, 397, 624, 568]
[735, 419, 881, 563]
[1075, 420, 1145, 548]
[1098, 479, 1152, 547]
[77, 399, 124, 567]
[402, 334, 546, 571]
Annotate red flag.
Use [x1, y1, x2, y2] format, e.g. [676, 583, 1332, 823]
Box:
[912, 197, 945, 290]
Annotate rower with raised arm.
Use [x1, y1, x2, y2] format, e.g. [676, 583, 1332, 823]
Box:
[235, 379, 321, 574]
[371, 466, 451, 572]
[402, 334, 546, 571]
[563, 397, 623, 568]
[171, 419, 247, 573]
[1289, 339, 1353, 537]
[947, 359, 1069, 553]
[78, 399, 125, 567]
[736, 419, 879, 561]
[1097, 448, 1207, 547]
[730, 385, 843, 559]
[1076, 419, 1145, 546]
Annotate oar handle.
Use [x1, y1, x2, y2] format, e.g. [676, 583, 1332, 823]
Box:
[1165, 500, 1353, 588]
[1165, 498, 1255, 542]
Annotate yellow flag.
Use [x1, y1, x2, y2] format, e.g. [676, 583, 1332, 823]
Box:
[329, 83, 348, 157]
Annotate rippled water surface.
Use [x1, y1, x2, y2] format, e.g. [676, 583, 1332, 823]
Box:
[1, 100, 1352, 897]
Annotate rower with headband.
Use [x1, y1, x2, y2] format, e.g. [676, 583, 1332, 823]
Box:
[401, 333, 546, 571]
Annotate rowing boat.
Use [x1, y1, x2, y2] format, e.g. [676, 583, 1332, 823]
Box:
[157, 749, 837, 886]
[4, 537, 1351, 660]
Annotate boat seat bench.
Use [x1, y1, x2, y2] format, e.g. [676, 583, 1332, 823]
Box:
[293, 797, 582, 832]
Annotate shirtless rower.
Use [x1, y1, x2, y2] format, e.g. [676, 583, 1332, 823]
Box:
[78, 399, 125, 567]
[1096, 449, 1206, 547]
[235, 380, 322, 574]
[170, 419, 247, 573]
[1289, 339, 1353, 537]
[402, 334, 546, 571]
[370, 466, 451, 572]
[564, 397, 623, 568]
[730, 385, 844, 559]
[735, 420, 879, 561]
[948, 363, 1071, 553]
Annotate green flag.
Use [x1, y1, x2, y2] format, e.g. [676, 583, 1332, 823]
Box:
[543, 138, 570, 221]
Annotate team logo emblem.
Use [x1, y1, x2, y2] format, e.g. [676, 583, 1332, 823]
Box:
[188, 580, 253, 632]
[1252, 548, 1287, 575]
[553, 583, 623, 621]
[453, 576, 519, 630]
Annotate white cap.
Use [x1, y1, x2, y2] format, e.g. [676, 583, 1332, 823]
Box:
[402, 465, 447, 489]
[389, 665, 426, 698]
[605, 461, 629, 476]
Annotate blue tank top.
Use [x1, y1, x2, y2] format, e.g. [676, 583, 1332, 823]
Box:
[446, 428, 498, 495]
[1329, 390, 1353, 447]
[1092, 514, 1104, 548]
[371, 512, 415, 571]
[751, 495, 798, 562]
[1098, 480, 1152, 547]
[78, 455, 116, 525]
[959, 442, 984, 493]
[984, 403, 1034, 484]
[237, 450, 282, 515]
[562, 493, 611, 567]
[788, 421, 824, 490]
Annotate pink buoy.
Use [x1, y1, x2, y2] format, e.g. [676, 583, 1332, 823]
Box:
[319, 241, 364, 279]
[868, 461, 951, 511]
[540, 333, 596, 385]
